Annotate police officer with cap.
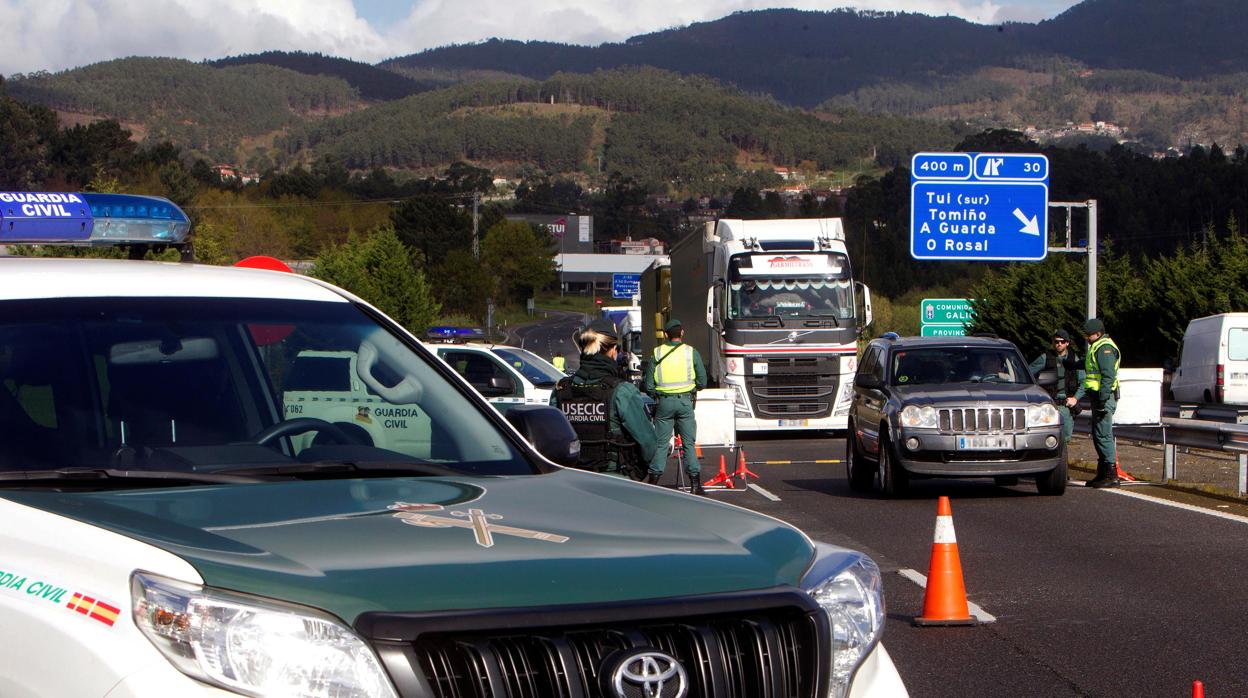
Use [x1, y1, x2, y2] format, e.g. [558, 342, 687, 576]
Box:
[1083, 318, 1121, 488]
[1029, 328, 1086, 447]
[553, 319, 657, 478]
[644, 319, 707, 493]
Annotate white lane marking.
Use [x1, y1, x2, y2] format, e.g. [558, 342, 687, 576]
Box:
[896, 568, 997, 624]
[1105, 488, 1248, 524]
[748, 483, 782, 501]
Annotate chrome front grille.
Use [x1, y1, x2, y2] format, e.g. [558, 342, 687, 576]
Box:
[938, 407, 1026, 433]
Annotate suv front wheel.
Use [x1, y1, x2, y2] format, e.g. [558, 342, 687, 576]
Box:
[877, 432, 909, 497]
[1035, 443, 1068, 496]
[846, 423, 874, 492]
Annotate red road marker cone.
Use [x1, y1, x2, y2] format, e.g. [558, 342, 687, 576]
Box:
[732, 448, 759, 481]
[1192, 680, 1204, 698]
[914, 496, 977, 627]
[704, 454, 735, 488]
[695, 443, 703, 458]
[1115, 458, 1137, 482]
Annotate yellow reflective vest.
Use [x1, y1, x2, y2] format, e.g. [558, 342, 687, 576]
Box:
[653, 343, 696, 394]
[1084, 336, 1120, 393]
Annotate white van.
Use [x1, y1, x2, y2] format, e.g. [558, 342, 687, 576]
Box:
[1170, 313, 1248, 404]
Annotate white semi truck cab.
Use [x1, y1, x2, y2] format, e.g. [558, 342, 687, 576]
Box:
[670, 218, 872, 432]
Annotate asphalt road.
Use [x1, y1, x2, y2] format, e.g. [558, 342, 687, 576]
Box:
[668, 433, 1248, 698]
[506, 309, 587, 372]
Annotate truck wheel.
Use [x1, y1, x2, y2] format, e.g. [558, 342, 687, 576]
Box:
[1036, 445, 1068, 496]
[846, 427, 873, 492]
[877, 434, 908, 497]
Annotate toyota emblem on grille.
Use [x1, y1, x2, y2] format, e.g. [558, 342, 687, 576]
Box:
[606, 648, 688, 698]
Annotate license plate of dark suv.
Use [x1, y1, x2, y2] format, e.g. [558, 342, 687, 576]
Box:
[957, 435, 1015, 450]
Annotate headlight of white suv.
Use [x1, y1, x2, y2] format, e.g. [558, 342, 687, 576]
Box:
[899, 404, 938, 428]
[1026, 403, 1061, 428]
[801, 547, 885, 698]
[131, 572, 397, 698]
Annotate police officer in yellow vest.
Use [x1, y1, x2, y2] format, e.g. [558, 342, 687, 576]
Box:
[552, 352, 567, 373]
[644, 319, 707, 494]
[1083, 318, 1121, 488]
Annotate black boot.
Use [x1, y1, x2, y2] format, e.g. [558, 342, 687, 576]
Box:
[646, 472, 661, 485]
[1087, 462, 1119, 488]
[689, 480, 705, 496]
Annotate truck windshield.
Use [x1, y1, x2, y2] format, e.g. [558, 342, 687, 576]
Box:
[0, 298, 532, 478]
[727, 252, 854, 321]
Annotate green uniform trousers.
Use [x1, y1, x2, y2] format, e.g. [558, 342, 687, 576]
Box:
[649, 392, 701, 476]
[1057, 404, 1074, 444]
[1091, 395, 1117, 466]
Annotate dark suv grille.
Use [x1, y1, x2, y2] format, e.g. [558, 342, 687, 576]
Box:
[938, 407, 1027, 433]
[359, 592, 827, 698]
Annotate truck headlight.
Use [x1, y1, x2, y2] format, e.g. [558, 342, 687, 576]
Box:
[1026, 403, 1061, 428]
[899, 404, 938, 428]
[131, 572, 397, 698]
[802, 547, 885, 698]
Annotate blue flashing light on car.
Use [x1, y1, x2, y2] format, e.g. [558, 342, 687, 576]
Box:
[0, 192, 190, 245]
[427, 327, 486, 342]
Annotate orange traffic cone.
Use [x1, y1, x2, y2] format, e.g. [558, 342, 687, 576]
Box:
[1115, 458, 1137, 482]
[704, 454, 735, 489]
[1192, 680, 1204, 698]
[732, 448, 759, 481]
[695, 443, 703, 458]
[914, 496, 977, 627]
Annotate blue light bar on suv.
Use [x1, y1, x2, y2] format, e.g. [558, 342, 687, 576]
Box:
[0, 192, 191, 245]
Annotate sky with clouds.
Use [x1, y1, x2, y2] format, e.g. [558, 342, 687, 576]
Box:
[0, 0, 1080, 75]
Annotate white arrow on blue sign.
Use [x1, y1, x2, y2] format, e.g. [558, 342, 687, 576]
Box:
[910, 152, 1049, 262]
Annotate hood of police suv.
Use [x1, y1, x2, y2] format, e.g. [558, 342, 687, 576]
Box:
[892, 382, 1052, 405]
[1, 469, 813, 623]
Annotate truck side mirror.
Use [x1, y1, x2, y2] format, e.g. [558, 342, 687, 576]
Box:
[855, 282, 873, 331]
[505, 406, 580, 467]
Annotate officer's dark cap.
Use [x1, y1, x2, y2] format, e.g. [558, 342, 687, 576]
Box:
[586, 318, 619, 339]
[1083, 318, 1105, 335]
[1053, 329, 1072, 342]
[664, 319, 683, 331]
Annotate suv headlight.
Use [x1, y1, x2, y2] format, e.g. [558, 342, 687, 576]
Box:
[802, 547, 885, 698]
[1026, 403, 1061, 428]
[131, 572, 397, 698]
[899, 404, 938, 429]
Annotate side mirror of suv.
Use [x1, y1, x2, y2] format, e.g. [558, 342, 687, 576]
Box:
[854, 373, 881, 389]
[481, 375, 515, 397]
[1035, 368, 1059, 388]
[505, 405, 581, 467]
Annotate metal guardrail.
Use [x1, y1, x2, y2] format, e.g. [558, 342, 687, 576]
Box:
[1074, 410, 1248, 495]
[1163, 402, 1248, 424]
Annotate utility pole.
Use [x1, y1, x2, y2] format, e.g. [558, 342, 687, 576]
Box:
[471, 192, 480, 260]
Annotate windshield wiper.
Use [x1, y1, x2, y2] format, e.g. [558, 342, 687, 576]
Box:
[0, 468, 268, 486]
[216, 461, 462, 479]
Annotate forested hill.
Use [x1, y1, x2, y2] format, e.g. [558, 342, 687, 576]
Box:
[384, 0, 1248, 108]
[280, 68, 965, 188]
[6, 58, 364, 161]
[211, 52, 439, 101]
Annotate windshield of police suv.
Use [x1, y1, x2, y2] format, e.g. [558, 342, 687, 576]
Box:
[727, 252, 854, 321]
[890, 347, 1030, 386]
[0, 298, 531, 477]
[491, 347, 565, 387]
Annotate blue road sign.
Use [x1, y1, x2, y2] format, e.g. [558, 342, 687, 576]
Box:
[612, 273, 641, 299]
[910, 152, 1049, 261]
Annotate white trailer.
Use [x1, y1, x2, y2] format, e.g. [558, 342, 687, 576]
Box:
[667, 218, 872, 432]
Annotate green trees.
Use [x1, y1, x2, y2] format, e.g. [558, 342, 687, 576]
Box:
[969, 227, 1248, 366]
[310, 226, 440, 333]
[480, 221, 557, 305]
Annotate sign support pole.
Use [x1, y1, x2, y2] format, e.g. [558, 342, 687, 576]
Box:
[1047, 199, 1098, 320]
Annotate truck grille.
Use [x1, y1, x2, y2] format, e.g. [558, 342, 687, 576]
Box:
[360, 593, 827, 698]
[745, 356, 839, 419]
[938, 407, 1027, 433]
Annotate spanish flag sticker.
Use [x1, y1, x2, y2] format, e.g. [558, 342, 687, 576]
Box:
[66, 592, 120, 627]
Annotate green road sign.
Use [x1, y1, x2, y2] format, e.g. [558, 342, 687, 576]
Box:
[920, 298, 974, 326]
[921, 324, 969, 337]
